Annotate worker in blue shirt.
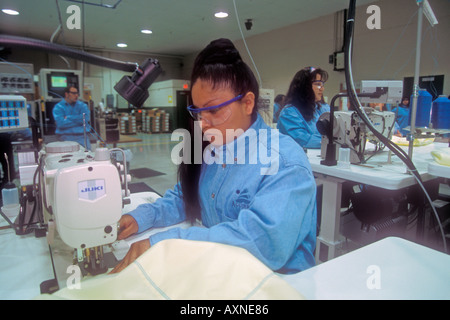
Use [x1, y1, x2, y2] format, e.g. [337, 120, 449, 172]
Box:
[111, 38, 317, 275]
[53, 86, 91, 149]
[391, 96, 410, 136]
[272, 94, 285, 123]
[277, 67, 330, 149]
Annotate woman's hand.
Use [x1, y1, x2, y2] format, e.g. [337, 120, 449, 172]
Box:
[110, 239, 151, 274]
[117, 214, 139, 240]
[109, 215, 150, 274]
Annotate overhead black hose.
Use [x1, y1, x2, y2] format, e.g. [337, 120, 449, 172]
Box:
[344, 0, 447, 253]
[344, 0, 418, 174]
[0, 34, 137, 72]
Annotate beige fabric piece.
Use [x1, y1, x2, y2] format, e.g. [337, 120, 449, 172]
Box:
[392, 136, 435, 146]
[431, 149, 450, 166]
[37, 239, 304, 300]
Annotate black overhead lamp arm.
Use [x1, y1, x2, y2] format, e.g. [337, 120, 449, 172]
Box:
[0, 34, 162, 107]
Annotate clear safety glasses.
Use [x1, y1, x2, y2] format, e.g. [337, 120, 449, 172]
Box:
[187, 94, 243, 126]
[312, 80, 325, 90]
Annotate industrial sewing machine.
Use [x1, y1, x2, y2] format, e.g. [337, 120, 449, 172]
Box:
[40, 141, 130, 275]
[318, 108, 396, 164]
[317, 108, 412, 247]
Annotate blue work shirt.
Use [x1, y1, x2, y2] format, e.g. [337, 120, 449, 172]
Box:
[273, 102, 281, 122]
[128, 115, 317, 273]
[391, 105, 409, 136]
[277, 103, 330, 149]
[53, 99, 91, 149]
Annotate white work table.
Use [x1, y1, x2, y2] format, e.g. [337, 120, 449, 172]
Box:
[308, 142, 446, 190]
[428, 162, 450, 179]
[1, 143, 449, 300]
[0, 227, 55, 299]
[0, 192, 188, 300]
[282, 236, 450, 300]
[2, 221, 449, 300]
[309, 142, 449, 262]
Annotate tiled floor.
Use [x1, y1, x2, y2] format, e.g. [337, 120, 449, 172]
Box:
[113, 132, 179, 196]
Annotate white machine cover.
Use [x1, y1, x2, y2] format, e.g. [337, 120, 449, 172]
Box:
[37, 239, 304, 300]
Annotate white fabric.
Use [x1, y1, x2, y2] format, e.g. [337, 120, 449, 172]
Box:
[37, 239, 304, 300]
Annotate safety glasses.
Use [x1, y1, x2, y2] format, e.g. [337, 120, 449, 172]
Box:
[187, 94, 243, 126]
[312, 80, 325, 89]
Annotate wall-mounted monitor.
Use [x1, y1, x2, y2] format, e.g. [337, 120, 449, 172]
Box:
[39, 68, 83, 100]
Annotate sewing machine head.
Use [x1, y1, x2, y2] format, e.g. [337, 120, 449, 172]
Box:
[318, 109, 396, 164]
[40, 141, 129, 274]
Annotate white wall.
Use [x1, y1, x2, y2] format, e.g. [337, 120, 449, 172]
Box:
[183, 0, 450, 104]
[6, 0, 449, 108]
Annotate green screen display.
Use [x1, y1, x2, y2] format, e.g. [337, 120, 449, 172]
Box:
[51, 76, 67, 88]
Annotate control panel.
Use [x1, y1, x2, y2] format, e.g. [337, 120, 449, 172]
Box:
[0, 73, 34, 94]
[0, 95, 29, 132]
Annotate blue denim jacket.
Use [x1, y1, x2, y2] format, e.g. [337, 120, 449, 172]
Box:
[53, 99, 91, 149]
[53, 99, 91, 135]
[277, 103, 330, 149]
[129, 115, 317, 273]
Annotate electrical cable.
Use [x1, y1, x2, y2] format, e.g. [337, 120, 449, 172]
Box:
[232, 0, 263, 88]
[344, 0, 446, 253]
[407, 166, 447, 252]
[52, 0, 71, 68]
[375, 10, 417, 78]
[54, 0, 67, 46]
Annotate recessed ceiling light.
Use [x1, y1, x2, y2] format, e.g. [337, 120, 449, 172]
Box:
[141, 29, 153, 34]
[117, 43, 127, 48]
[214, 12, 228, 18]
[2, 9, 19, 15]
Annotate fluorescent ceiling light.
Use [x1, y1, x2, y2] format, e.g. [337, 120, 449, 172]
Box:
[214, 12, 228, 18]
[117, 43, 127, 48]
[2, 9, 19, 15]
[141, 29, 153, 34]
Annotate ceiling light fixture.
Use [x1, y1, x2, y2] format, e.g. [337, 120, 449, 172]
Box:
[2, 9, 20, 15]
[64, 0, 122, 9]
[117, 43, 127, 48]
[214, 12, 228, 18]
[141, 29, 153, 34]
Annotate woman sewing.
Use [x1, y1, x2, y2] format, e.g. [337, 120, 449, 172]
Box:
[110, 38, 317, 275]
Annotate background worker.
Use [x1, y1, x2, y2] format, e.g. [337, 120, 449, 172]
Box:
[391, 96, 410, 137]
[277, 67, 330, 149]
[53, 86, 91, 149]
